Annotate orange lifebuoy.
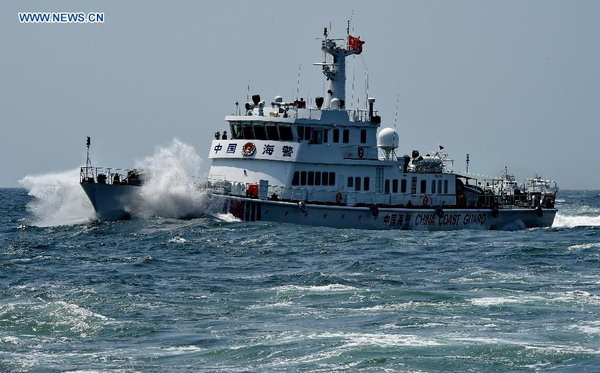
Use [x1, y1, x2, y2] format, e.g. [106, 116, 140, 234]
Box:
[357, 146, 364, 159]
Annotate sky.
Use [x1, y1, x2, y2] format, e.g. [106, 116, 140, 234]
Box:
[1, 0, 599, 189]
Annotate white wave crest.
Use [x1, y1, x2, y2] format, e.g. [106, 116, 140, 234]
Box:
[273, 284, 360, 293]
[309, 331, 442, 347]
[19, 169, 96, 227]
[568, 242, 600, 250]
[168, 237, 187, 244]
[552, 213, 600, 228]
[216, 213, 241, 222]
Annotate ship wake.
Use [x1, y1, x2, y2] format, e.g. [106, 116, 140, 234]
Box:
[552, 213, 600, 229]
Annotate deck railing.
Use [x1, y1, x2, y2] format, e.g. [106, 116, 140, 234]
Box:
[80, 166, 145, 186]
[205, 177, 556, 209]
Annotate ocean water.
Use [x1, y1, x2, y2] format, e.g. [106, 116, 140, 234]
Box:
[2, 167, 600, 371]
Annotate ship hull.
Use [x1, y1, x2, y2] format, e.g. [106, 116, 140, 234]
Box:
[80, 183, 556, 230]
[215, 195, 556, 230]
[80, 182, 139, 221]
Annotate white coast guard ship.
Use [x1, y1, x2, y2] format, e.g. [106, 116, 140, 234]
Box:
[80, 27, 557, 230]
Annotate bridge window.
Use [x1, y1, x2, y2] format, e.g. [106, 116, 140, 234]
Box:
[420, 180, 427, 194]
[297, 126, 311, 141]
[254, 125, 267, 140]
[308, 171, 314, 185]
[444, 180, 449, 194]
[297, 126, 304, 140]
[300, 171, 307, 185]
[385, 179, 390, 194]
[393, 179, 398, 193]
[401, 179, 407, 193]
[242, 124, 254, 139]
[304, 127, 312, 141]
[232, 123, 242, 139]
[431, 180, 436, 194]
[279, 125, 293, 141]
[292, 171, 299, 186]
[360, 129, 367, 143]
[364, 177, 370, 191]
[315, 172, 321, 186]
[347, 176, 353, 188]
[438, 180, 442, 194]
[329, 172, 335, 186]
[333, 129, 340, 143]
[323, 129, 328, 143]
[266, 126, 279, 141]
[343, 129, 350, 143]
[310, 129, 323, 144]
[411, 177, 417, 194]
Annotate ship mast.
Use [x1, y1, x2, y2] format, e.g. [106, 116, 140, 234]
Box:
[85, 136, 92, 178]
[316, 26, 364, 109]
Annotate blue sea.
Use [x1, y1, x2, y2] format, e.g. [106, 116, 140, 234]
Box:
[1, 184, 600, 372]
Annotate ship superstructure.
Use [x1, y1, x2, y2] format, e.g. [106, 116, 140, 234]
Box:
[208, 29, 457, 208]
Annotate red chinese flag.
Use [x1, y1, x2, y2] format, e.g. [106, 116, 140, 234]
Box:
[439, 145, 444, 150]
[348, 35, 365, 54]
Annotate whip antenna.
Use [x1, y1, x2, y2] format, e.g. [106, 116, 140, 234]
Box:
[394, 93, 400, 129]
[296, 64, 301, 100]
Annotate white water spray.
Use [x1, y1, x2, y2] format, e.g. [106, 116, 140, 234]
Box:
[132, 139, 212, 219]
[19, 169, 96, 227]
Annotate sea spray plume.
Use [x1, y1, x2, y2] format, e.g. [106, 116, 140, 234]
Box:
[134, 139, 211, 219]
[19, 169, 96, 227]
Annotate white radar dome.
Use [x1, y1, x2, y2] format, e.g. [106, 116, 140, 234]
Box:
[377, 128, 399, 150]
[330, 98, 340, 110]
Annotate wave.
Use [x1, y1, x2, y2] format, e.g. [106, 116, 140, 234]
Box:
[552, 213, 600, 228]
[19, 169, 96, 227]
